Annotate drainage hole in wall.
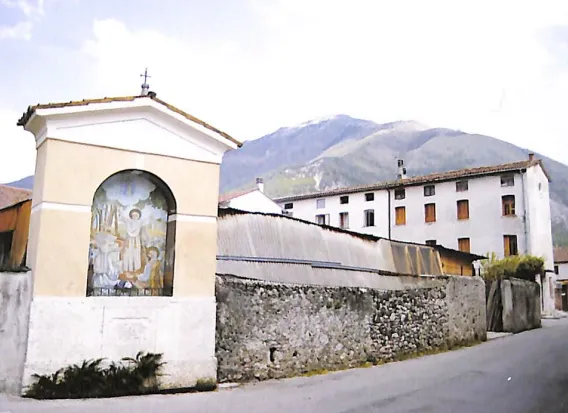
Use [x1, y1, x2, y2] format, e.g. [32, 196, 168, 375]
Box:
[293, 350, 298, 357]
[269, 347, 277, 363]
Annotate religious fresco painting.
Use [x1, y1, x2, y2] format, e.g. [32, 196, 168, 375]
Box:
[87, 171, 173, 296]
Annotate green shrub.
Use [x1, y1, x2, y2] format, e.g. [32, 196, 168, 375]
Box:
[481, 252, 544, 282]
[25, 351, 165, 399]
[195, 378, 217, 392]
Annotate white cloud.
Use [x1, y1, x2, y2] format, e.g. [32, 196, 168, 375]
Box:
[0, 20, 32, 40]
[79, 2, 568, 164]
[0, 0, 44, 40]
[0, 110, 36, 184]
[3, 1, 568, 183]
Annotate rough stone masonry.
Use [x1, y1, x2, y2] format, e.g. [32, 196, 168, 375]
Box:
[215, 274, 486, 383]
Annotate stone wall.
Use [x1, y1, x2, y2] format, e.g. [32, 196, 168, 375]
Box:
[0, 271, 32, 395]
[215, 274, 486, 383]
[501, 278, 541, 333]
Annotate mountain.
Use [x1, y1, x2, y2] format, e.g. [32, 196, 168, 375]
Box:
[4, 175, 34, 190]
[219, 115, 568, 246]
[8, 115, 568, 244]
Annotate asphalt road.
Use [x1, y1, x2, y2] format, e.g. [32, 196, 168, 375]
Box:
[2, 319, 568, 413]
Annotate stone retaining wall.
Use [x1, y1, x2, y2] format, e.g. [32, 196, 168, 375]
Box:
[0, 271, 32, 395]
[215, 274, 486, 383]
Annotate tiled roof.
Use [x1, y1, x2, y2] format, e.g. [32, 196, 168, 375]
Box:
[17, 94, 242, 147]
[274, 159, 547, 203]
[218, 188, 256, 203]
[0, 184, 32, 210]
[554, 247, 568, 264]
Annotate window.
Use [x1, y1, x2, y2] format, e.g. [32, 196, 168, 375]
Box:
[458, 238, 471, 253]
[424, 203, 436, 223]
[457, 199, 469, 220]
[501, 175, 514, 187]
[364, 209, 375, 227]
[284, 203, 293, 210]
[424, 185, 435, 197]
[394, 188, 405, 200]
[425, 240, 437, 246]
[502, 195, 515, 216]
[456, 180, 469, 192]
[365, 192, 374, 202]
[315, 214, 330, 225]
[340, 196, 349, 204]
[395, 206, 406, 226]
[316, 199, 325, 209]
[555, 265, 559, 275]
[339, 212, 349, 229]
[504, 235, 518, 256]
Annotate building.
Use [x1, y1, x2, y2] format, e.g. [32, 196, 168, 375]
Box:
[553, 247, 568, 311]
[218, 178, 283, 214]
[4, 90, 240, 393]
[0, 185, 32, 268]
[275, 155, 555, 312]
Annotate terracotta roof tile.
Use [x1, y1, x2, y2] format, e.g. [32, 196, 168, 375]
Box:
[218, 188, 256, 203]
[17, 94, 242, 147]
[275, 159, 548, 203]
[0, 184, 32, 210]
[554, 247, 568, 264]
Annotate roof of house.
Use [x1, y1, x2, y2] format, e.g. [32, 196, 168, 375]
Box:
[16, 94, 242, 147]
[218, 188, 257, 203]
[274, 158, 549, 203]
[218, 207, 486, 262]
[0, 185, 32, 211]
[554, 247, 568, 264]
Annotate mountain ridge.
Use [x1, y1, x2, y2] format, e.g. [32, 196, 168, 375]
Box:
[6, 114, 568, 245]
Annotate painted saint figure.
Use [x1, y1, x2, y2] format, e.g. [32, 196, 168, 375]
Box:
[122, 208, 144, 273]
[137, 246, 163, 293]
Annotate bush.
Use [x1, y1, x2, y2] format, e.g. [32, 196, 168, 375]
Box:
[481, 253, 544, 282]
[25, 351, 165, 399]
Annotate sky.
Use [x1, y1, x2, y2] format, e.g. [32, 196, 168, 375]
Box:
[1, 0, 568, 183]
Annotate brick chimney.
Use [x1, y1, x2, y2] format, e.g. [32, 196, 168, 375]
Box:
[528, 153, 535, 161]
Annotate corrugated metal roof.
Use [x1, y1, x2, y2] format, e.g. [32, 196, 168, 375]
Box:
[17, 94, 242, 147]
[274, 159, 548, 203]
[0, 185, 32, 211]
[218, 207, 485, 261]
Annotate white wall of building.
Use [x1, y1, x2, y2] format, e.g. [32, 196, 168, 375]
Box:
[227, 190, 283, 214]
[283, 190, 390, 238]
[277, 163, 556, 314]
[525, 166, 554, 270]
[390, 173, 526, 258]
[281, 172, 532, 259]
[555, 262, 568, 281]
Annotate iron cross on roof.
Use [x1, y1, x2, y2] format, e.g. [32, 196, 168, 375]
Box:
[140, 68, 151, 84]
[140, 68, 152, 95]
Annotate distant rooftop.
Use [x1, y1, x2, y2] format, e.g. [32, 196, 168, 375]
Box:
[554, 247, 568, 264]
[218, 188, 257, 203]
[275, 158, 548, 203]
[0, 184, 32, 211]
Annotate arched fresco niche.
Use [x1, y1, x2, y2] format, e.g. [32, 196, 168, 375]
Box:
[86, 170, 177, 297]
